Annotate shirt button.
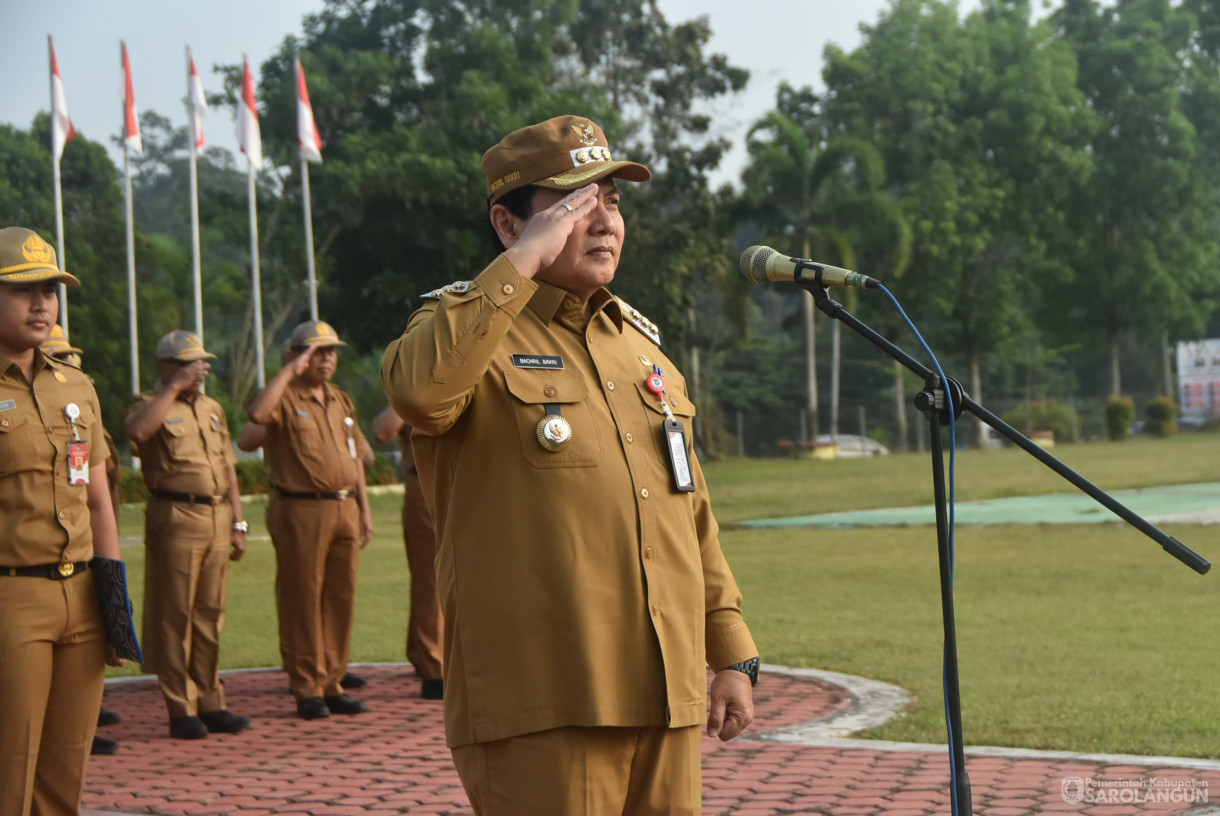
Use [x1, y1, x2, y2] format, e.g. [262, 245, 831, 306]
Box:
[502, 284, 515, 295]
[644, 547, 653, 559]
[543, 386, 556, 397]
[58, 511, 66, 519]
[625, 433, 633, 443]
[640, 488, 649, 499]
[606, 381, 616, 391]
[0, 419, 7, 427]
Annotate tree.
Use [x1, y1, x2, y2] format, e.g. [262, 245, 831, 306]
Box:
[740, 84, 888, 441]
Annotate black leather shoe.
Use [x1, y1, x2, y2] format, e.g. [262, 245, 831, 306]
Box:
[199, 709, 251, 734]
[91, 735, 119, 755]
[339, 672, 367, 689]
[421, 679, 444, 700]
[169, 716, 209, 740]
[323, 694, 369, 715]
[297, 697, 330, 720]
[97, 708, 121, 727]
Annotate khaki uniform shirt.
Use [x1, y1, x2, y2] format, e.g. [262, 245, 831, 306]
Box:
[128, 392, 235, 495]
[0, 352, 108, 567]
[262, 380, 364, 493]
[382, 255, 757, 747]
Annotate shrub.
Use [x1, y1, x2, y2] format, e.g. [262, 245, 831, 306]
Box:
[1000, 400, 1077, 443]
[117, 467, 149, 504]
[1105, 395, 1135, 441]
[367, 452, 397, 486]
[234, 459, 270, 495]
[1144, 396, 1179, 437]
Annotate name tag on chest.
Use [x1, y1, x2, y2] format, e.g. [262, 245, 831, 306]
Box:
[511, 354, 564, 370]
[0, 399, 15, 413]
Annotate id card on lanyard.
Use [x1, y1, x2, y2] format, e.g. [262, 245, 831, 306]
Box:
[644, 368, 695, 493]
[65, 403, 90, 485]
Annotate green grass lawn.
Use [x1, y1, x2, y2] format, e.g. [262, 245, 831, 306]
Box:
[112, 433, 1220, 757]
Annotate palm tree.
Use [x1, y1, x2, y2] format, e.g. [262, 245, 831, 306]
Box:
[742, 106, 889, 442]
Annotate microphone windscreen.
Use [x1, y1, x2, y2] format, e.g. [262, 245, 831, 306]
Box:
[739, 245, 774, 283]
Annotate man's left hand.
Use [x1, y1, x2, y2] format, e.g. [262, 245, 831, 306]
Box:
[707, 668, 755, 741]
[360, 511, 374, 547]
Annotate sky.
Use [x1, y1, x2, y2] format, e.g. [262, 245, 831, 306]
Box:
[2, 0, 981, 191]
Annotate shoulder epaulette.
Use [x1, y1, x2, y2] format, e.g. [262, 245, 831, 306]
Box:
[617, 297, 662, 347]
[421, 281, 473, 301]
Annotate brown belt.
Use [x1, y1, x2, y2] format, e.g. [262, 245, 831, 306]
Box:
[274, 486, 353, 501]
[152, 490, 226, 505]
[1, 562, 89, 579]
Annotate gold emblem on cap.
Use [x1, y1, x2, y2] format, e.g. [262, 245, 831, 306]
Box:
[536, 415, 573, 451]
[185, 334, 200, 346]
[22, 234, 54, 263]
[575, 148, 590, 164]
[572, 122, 598, 146]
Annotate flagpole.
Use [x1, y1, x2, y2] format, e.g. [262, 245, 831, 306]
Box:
[301, 154, 319, 321]
[248, 157, 266, 389]
[122, 41, 140, 396]
[48, 36, 69, 334]
[187, 47, 204, 341]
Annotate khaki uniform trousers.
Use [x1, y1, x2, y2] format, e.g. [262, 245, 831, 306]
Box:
[0, 571, 107, 816]
[141, 499, 232, 718]
[267, 493, 361, 701]
[450, 724, 702, 816]
[402, 467, 443, 680]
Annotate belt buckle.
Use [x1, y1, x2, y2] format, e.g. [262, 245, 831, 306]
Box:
[211, 495, 223, 506]
[58, 562, 74, 578]
[336, 489, 350, 500]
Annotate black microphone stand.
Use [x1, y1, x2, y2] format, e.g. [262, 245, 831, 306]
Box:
[799, 283, 1211, 816]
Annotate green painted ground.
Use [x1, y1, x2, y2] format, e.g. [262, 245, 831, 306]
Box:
[739, 481, 1220, 528]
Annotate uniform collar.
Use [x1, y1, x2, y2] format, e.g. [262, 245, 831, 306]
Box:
[527, 280, 624, 333]
[0, 349, 54, 381]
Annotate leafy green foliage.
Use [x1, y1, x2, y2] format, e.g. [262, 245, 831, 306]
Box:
[1144, 395, 1179, 437]
[1106, 394, 1135, 440]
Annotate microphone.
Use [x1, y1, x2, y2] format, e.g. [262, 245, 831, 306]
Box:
[739, 245, 880, 289]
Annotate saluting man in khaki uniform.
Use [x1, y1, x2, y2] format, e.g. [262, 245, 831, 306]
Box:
[382, 116, 759, 815]
[371, 405, 444, 699]
[247, 320, 374, 720]
[126, 331, 251, 740]
[0, 226, 126, 816]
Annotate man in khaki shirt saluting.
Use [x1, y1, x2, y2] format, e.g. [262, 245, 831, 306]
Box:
[248, 320, 374, 720]
[127, 331, 251, 740]
[382, 116, 759, 815]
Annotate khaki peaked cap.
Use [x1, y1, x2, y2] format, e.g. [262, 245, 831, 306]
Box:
[481, 115, 651, 206]
[288, 320, 346, 349]
[156, 330, 217, 362]
[0, 227, 81, 286]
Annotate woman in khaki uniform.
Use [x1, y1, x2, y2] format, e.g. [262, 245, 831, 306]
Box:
[0, 226, 126, 816]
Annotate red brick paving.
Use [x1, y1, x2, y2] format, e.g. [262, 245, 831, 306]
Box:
[83, 665, 1219, 815]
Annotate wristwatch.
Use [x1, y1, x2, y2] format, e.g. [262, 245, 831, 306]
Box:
[725, 656, 760, 686]
[232, 521, 249, 534]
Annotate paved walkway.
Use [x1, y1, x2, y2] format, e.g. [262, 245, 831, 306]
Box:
[82, 664, 1220, 815]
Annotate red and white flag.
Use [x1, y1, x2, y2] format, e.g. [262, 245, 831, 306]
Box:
[296, 57, 323, 163]
[188, 49, 208, 150]
[236, 57, 262, 169]
[50, 38, 76, 162]
[122, 41, 142, 154]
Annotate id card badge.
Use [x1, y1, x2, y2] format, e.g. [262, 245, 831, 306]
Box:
[68, 440, 91, 485]
[344, 417, 358, 460]
[663, 419, 696, 493]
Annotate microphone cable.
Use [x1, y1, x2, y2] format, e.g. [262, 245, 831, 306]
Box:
[877, 284, 962, 816]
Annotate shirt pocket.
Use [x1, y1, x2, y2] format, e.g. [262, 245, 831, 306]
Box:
[503, 367, 603, 469]
[290, 414, 325, 460]
[633, 381, 698, 468]
[161, 418, 198, 462]
[0, 409, 41, 478]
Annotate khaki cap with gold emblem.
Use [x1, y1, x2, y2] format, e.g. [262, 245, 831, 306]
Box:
[288, 319, 347, 349]
[155, 330, 217, 362]
[481, 115, 651, 205]
[0, 226, 81, 286]
[40, 324, 83, 357]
